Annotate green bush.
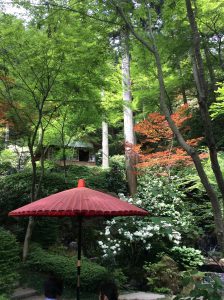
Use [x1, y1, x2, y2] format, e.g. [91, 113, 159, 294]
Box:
[0, 227, 20, 294]
[144, 255, 181, 294]
[0, 171, 70, 214]
[174, 271, 223, 300]
[25, 245, 109, 292]
[0, 171, 71, 245]
[0, 149, 18, 170]
[171, 246, 204, 270]
[0, 295, 10, 300]
[111, 268, 127, 289]
[106, 155, 128, 194]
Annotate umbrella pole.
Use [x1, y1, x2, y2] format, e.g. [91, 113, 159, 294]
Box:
[77, 216, 82, 300]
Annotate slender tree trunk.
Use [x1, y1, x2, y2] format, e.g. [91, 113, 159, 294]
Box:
[121, 26, 137, 196]
[62, 144, 67, 183]
[113, 0, 224, 251]
[154, 48, 224, 251]
[203, 43, 216, 103]
[4, 122, 9, 148]
[102, 121, 109, 168]
[23, 217, 34, 262]
[186, 0, 224, 209]
[23, 125, 45, 261]
[23, 142, 37, 261]
[177, 62, 188, 104]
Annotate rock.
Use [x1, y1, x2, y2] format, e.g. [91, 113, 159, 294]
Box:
[219, 258, 224, 266]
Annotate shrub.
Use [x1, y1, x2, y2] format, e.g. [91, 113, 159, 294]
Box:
[111, 268, 127, 289]
[0, 227, 20, 294]
[144, 255, 181, 294]
[171, 246, 204, 270]
[106, 155, 128, 194]
[25, 245, 109, 292]
[0, 171, 70, 244]
[0, 295, 10, 300]
[174, 271, 223, 300]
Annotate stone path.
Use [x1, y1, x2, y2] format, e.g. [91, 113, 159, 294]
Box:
[11, 288, 167, 300]
[119, 292, 166, 300]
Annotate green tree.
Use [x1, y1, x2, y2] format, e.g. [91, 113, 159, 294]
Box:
[107, 0, 224, 252]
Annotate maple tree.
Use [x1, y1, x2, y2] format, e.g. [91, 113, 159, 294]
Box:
[134, 104, 207, 170]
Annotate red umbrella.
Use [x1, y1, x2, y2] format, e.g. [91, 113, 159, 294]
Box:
[9, 179, 148, 299]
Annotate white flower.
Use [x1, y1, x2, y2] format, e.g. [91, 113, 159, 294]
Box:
[105, 228, 110, 235]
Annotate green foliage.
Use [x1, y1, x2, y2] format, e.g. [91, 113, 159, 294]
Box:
[174, 271, 223, 300]
[25, 244, 109, 292]
[181, 153, 224, 197]
[0, 295, 9, 300]
[0, 165, 125, 248]
[111, 268, 127, 289]
[0, 171, 70, 243]
[190, 277, 223, 300]
[0, 149, 17, 168]
[32, 217, 60, 248]
[0, 227, 20, 294]
[0, 171, 69, 215]
[98, 172, 194, 281]
[0, 161, 15, 176]
[171, 246, 204, 270]
[144, 255, 181, 294]
[0, 149, 18, 175]
[106, 155, 128, 194]
[210, 83, 224, 119]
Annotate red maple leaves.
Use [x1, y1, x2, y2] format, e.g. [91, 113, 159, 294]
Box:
[134, 104, 207, 169]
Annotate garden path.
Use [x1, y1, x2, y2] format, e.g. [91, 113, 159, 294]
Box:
[12, 287, 167, 300]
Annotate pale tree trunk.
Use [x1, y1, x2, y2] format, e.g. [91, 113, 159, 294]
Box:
[23, 217, 34, 262]
[102, 121, 109, 168]
[4, 122, 9, 148]
[121, 26, 137, 196]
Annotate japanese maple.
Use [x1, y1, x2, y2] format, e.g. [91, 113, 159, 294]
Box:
[134, 104, 207, 170]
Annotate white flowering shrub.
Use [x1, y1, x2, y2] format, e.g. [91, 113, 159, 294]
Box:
[171, 246, 204, 269]
[98, 173, 194, 268]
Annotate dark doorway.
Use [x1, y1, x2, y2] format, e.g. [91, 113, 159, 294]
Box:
[79, 149, 89, 162]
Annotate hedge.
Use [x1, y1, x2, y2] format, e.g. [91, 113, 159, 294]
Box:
[0, 227, 20, 294]
[25, 244, 109, 292]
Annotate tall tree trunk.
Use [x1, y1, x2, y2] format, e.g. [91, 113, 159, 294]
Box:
[121, 26, 137, 196]
[23, 217, 34, 262]
[113, 1, 224, 251]
[4, 122, 9, 148]
[177, 62, 188, 104]
[23, 142, 37, 261]
[102, 121, 109, 168]
[203, 42, 216, 103]
[186, 0, 224, 209]
[23, 125, 45, 261]
[154, 48, 224, 251]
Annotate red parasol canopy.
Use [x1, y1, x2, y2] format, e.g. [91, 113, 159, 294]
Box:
[9, 179, 148, 217]
[9, 179, 148, 300]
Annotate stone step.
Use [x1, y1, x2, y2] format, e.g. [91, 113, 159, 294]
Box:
[11, 288, 38, 300]
[119, 292, 166, 300]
